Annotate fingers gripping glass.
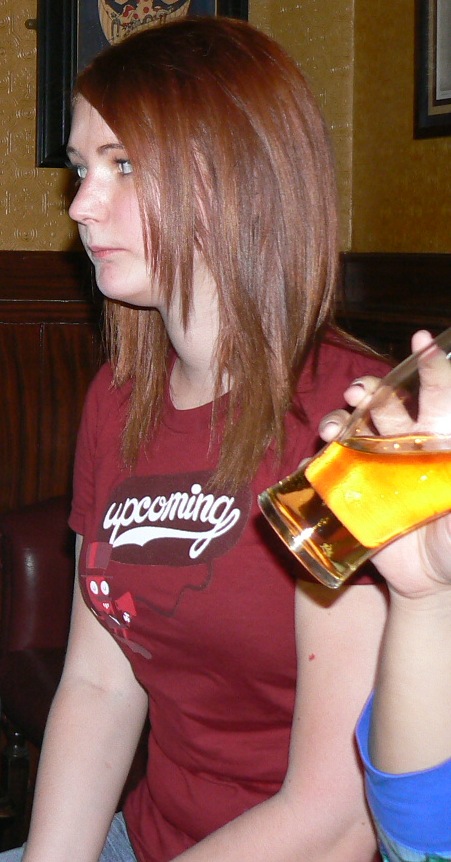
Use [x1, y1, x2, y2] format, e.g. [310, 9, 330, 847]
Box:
[258, 328, 451, 589]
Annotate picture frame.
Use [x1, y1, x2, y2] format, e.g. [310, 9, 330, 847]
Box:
[36, 0, 249, 167]
[415, 0, 451, 138]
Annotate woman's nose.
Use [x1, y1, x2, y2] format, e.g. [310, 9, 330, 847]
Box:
[68, 179, 105, 224]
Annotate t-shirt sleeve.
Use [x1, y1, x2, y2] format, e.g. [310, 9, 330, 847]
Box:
[69, 364, 114, 537]
[356, 694, 451, 861]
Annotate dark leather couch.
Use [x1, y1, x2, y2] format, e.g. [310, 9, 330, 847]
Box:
[0, 496, 73, 847]
[0, 496, 74, 747]
[0, 496, 146, 848]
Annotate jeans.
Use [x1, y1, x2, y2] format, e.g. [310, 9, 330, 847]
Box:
[0, 812, 137, 862]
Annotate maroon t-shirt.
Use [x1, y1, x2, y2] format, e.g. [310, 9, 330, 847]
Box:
[69, 337, 389, 862]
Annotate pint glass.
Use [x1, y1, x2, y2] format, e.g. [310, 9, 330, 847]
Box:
[258, 328, 451, 589]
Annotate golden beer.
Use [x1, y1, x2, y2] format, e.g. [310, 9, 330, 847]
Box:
[259, 434, 451, 588]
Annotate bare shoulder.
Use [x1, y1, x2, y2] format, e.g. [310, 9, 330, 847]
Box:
[293, 581, 389, 740]
[296, 580, 389, 666]
[282, 581, 389, 859]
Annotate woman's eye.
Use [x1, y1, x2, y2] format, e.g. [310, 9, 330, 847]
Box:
[66, 161, 87, 180]
[76, 165, 88, 180]
[117, 159, 133, 175]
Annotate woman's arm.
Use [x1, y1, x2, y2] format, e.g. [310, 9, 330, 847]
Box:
[347, 330, 451, 772]
[23, 535, 148, 862]
[354, 523, 451, 862]
[330, 330, 451, 859]
[170, 580, 387, 862]
[371, 532, 451, 774]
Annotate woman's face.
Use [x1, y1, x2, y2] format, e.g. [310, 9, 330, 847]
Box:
[67, 96, 157, 308]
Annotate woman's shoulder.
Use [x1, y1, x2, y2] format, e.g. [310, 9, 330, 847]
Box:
[87, 362, 133, 397]
[82, 362, 133, 424]
[90, 361, 115, 390]
[300, 328, 392, 394]
[290, 328, 392, 428]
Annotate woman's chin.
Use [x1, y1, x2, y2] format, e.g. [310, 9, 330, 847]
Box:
[95, 282, 154, 309]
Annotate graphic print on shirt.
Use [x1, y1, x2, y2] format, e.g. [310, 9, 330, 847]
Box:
[81, 471, 252, 655]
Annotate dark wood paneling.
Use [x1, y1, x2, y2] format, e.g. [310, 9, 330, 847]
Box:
[0, 252, 95, 312]
[1, 326, 41, 508]
[39, 324, 101, 501]
[338, 252, 451, 360]
[0, 252, 102, 513]
[1, 250, 450, 513]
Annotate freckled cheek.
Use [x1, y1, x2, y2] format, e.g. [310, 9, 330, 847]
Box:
[76, 225, 89, 252]
[122, 207, 146, 256]
[127, 200, 143, 232]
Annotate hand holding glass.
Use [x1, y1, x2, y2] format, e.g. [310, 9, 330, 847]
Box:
[258, 328, 451, 589]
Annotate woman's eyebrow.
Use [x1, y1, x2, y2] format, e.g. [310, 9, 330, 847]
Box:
[66, 144, 81, 159]
[66, 142, 127, 158]
[98, 142, 127, 154]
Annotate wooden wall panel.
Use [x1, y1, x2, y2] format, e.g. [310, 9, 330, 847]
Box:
[0, 252, 102, 514]
[338, 253, 451, 361]
[0, 325, 42, 510]
[38, 324, 102, 502]
[1, 250, 450, 514]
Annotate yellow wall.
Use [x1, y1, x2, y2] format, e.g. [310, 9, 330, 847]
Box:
[253, 0, 355, 250]
[0, 0, 355, 251]
[1, 0, 449, 252]
[353, 0, 451, 252]
[0, 1, 79, 250]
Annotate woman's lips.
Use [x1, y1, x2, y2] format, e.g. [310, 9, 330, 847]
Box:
[89, 246, 123, 259]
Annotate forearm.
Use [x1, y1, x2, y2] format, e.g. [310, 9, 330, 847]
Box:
[194, 580, 390, 862]
[358, 696, 451, 861]
[23, 676, 147, 862]
[370, 588, 451, 774]
[170, 785, 377, 862]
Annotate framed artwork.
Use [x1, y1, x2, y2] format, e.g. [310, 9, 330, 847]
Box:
[415, 0, 451, 138]
[36, 0, 249, 167]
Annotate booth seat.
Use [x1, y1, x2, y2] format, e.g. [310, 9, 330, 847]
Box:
[0, 496, 146, 848]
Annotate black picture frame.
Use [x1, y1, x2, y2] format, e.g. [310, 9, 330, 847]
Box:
[415, 0, 451, 138]
[36, 0, 249, 168]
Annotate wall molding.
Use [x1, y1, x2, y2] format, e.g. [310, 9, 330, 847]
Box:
[338, 252, 451, 359]
[0, 251, 102, 513]
[1, 250, 450, 511]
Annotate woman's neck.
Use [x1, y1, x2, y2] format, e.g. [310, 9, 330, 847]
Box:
[169, 357, 218, 410]
[163, 259, 226, 410]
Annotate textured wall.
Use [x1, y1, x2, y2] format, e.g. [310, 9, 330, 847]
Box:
[0, 0, 79, 250]
[1, 0, 450, 252]
[0, 0, 354, 251]
[352, 0, 451, 252]
[252, 0, 355, 250]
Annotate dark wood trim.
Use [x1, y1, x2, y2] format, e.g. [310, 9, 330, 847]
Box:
[0, 250, 450, 511]
[338, 252, 451, 360]
[0, 251, 98, 321]
[0, 251, 102, 513]
[340, 252, 451, 325]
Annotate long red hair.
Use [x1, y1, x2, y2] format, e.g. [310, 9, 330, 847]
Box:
[74, 16, 339, 490]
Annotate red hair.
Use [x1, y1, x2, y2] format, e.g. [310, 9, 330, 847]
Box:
[74, 16, 339, 489]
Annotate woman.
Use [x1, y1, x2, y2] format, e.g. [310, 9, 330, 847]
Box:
[1, 17, 449, 862]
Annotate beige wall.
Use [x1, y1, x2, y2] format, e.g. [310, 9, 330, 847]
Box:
[352, 0, 451, 252]
[253, 0, 451, 253]
[1, 0, 449, 252]
[253, 0, 355, 249]
[0, 0, 79, 250]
